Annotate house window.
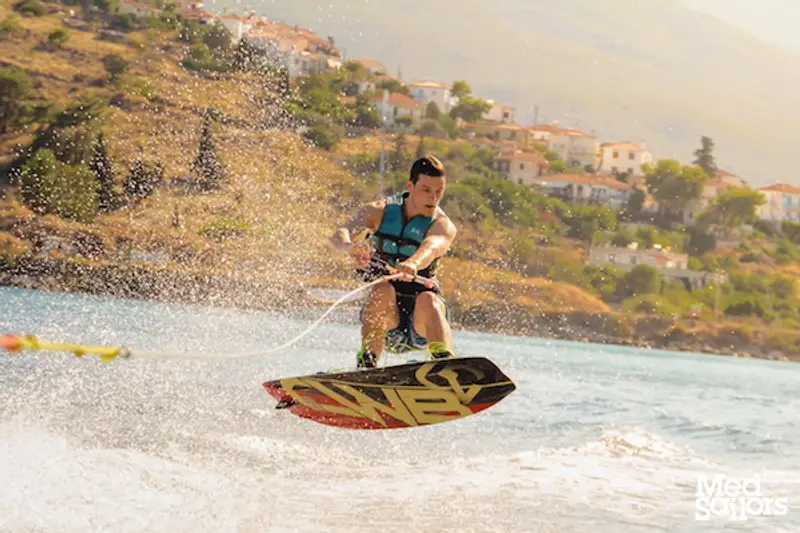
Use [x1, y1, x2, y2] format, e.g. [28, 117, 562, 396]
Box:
[612, 166, 618, 173]
[628, 152, 635, 160]
[520, 163, 524, 170]
[518, 179, 523, 185]
[613, 151, 619, 159]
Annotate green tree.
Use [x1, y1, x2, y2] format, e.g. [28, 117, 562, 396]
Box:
[643, 159, 708, 217]
[415, 135, 426, 158]
[124, 158, 162, 200]
[202, 21, 232, 51]
[617, 264, 662, 299]
[625, 188, 645, 215]
[390, 132, 409, 172]
[191, 114, 227, 191]
[693, 135, 716, 177]
[449, 96, 491, 122]
[696, 187, 765, 235]
[376, 78, 409, 96]
[20, 149, 99, 222]
[46, 28, 69, 49]
[102, 53, 130, 83]
[418, 118, 445, 138]
[0, 13, 25, 39]
[438, 114, 460, 140]
[425, 101, 441, 119]
[12, 0, 44, 17]
[89, 132, 117, 211]
[0, 66, 35, 133]
[450, 80, 471, 99]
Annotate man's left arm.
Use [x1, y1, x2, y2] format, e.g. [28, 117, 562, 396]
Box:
[398, 218, 457, 275]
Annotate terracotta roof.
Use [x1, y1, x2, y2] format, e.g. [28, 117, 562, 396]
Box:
[538, 173, 632, 191]
[758, 182, 800, 194]
[551, 128, 594, 138]
[494, 150, 548, 167]
[601, 142, 645, 151]
[528, 125, 564, 133]
[715, 169, 738, 178]
[409, 80, 449, 89]
[369, 92, 421, 108]
[354, 58, 385, 69]
[705, 179, 734, 189]
[375, 72, 401, 83]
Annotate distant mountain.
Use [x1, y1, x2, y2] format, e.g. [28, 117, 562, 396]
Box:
[231, 0, 800, 187]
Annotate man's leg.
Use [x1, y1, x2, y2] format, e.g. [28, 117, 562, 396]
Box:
[411, 292, 454, 358]
[358, 282, 399, 367]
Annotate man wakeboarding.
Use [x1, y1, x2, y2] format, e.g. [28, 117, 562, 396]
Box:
[331, 154, 458, 369]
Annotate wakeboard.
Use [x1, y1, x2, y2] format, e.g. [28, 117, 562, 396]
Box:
[262, 356, 516, 430]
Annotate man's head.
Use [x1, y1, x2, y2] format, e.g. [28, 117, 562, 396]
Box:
[406, 154, 446, 217]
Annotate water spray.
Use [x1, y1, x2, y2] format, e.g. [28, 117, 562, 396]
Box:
[1, 264, 433, 362]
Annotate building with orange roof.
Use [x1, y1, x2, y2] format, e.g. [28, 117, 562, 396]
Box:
[596, 141, 653, 179]
[713, 168, 747, 188]
[353, 58, 386, 74]
[368, 92, 423, 125]
[546, 128, 599, 169]
[408, 80, 454, 114]
[483, 100, 515, 124]
[492, 150, 549, 186]
[462, 122, 531, 146]
[757, 182, 800, 223]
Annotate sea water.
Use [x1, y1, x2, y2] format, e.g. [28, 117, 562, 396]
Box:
[1, 286, 798, 532]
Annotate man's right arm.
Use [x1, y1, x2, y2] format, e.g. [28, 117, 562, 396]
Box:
[330, 200, 384, 251]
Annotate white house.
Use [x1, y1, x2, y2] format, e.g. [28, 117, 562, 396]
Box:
[483, 100, 515, 124]
[757, 182, 800, 223]
[353, 58, 386, 75]
[588, 244, 689, 270]
[492, 150, 549, 186]
[680, 179, 737, 225]
[218, 15, 253, 44]
[596, 142, 652, 178]
[369, 92, 424, 126]
[408, 81, 453, 114]
[714, 169, 747, 188]
[534, 173, 632, 209]
[547, 129, 599, 169]
[527, 124, 564, 142]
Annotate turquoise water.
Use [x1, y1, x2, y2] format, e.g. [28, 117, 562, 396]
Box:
[1, 286, 798, 532]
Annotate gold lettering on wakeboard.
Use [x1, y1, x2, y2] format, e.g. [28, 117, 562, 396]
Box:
[414, 362, 483, 405]
[397, 388, 472, 424]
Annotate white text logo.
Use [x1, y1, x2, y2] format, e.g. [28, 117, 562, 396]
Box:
[695, 474, 789, 521]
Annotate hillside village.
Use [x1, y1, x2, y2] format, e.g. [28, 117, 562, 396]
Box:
[1, 0, 799, 360]
[167, 1, 800, 227]
[144, 1, 800, 278]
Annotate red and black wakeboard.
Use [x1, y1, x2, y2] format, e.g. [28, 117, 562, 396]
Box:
[262, 356, 515, 430]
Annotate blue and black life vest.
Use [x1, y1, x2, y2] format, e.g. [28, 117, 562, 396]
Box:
[367, 192, 441, 279]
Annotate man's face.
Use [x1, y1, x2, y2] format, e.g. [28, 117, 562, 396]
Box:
[406, 174, 445, 217]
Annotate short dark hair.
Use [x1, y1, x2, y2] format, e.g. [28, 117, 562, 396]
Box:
[409, 154, 445, 184]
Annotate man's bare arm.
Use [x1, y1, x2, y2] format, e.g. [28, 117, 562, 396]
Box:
[401, 217, 457, 271]
[330, 200, 384, 251]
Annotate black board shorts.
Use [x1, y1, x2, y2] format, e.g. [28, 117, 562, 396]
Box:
[360, 280, 449, 353]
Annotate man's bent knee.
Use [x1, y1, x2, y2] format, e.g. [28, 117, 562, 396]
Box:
[415, 291, 445, 318]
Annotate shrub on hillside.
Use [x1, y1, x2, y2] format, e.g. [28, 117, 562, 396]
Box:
[123, 158, 162, 201]
[616, 264, 662, 299]
[19, 149, 99, 222]
[13, 0, 45, 17]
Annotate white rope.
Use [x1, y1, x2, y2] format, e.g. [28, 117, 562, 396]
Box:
[125, 273, 408, 360]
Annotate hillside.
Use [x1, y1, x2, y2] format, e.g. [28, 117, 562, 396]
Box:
[248, 0, 800, 187]
[1, 2, 799, 362]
